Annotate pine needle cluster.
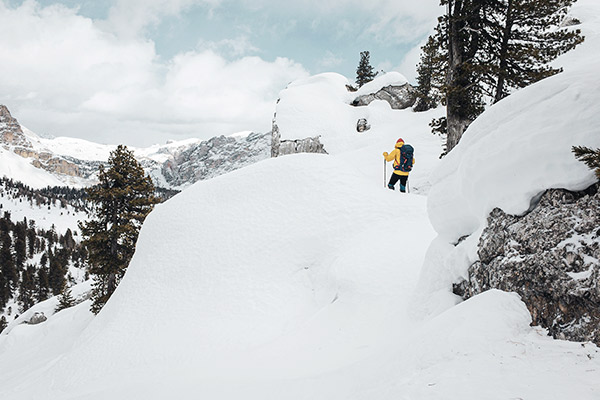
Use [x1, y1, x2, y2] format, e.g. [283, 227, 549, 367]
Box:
[573, 146, 600, 180]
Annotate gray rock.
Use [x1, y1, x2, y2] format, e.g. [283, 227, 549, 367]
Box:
[352, 84, 417, 110]
[356, 118, 370, 132]
[162, 132, 271, 188]
[0, 105, 31, 148]
[270, 120, 327, 157]
[454, 184, 600, 345]
[27, 312, 47, 325]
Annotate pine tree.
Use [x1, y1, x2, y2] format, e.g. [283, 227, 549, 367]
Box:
[483, 0, 584, 102]
[0, 316, 7, 334]
[18, 264, 36, 312]
[440, 0, 487, 153]
[14, 220, 27, 271]
[414, 34, 447, 112]
[355, 51, 376, 88]
[35, 266, 50, 302]
[79, 145, 159, 314]
[573, 146, 600, 180]
[0, 218, 17, 308]
[55, 286, 75, 312]
[436, 0, 583, 152]
[48, 251, 66, 295]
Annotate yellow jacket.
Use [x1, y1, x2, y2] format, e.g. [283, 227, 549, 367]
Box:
[383, 142, 414, 176]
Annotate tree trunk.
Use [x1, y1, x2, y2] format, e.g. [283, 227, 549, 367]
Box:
[445, 0, 472, 152]
[494, 0, 514, 103]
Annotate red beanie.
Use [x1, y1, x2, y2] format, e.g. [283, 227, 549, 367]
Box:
[396, 138, 404, 144]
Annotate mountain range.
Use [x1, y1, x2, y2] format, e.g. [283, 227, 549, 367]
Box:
[0, 104, 271, 190]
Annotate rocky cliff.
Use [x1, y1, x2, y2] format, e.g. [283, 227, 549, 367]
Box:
[0, 105, 31, 148]
[161, 132, 271, 188]
[454, 184, 600, 345]
[1, 105, 99, 182]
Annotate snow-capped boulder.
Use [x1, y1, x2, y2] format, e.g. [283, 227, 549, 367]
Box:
[351, 84, 417, 109]
[356, 118, 370, 132]
[454, 184, 600, 345]
[27, 312, 47, 325]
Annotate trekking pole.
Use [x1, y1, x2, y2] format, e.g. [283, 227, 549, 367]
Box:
[383, 158, 386, 188]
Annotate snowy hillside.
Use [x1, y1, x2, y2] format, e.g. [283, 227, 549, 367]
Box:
[0, 147, 64, 189]
[1, 2, 600, 398]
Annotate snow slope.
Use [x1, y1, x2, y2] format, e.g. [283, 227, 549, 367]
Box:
[0, 147, 65, 189]
[2, 4, 600, 397]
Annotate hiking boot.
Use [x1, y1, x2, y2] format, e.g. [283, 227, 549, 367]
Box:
[387, 184, 395, 190]
[400, 184, 406, 193]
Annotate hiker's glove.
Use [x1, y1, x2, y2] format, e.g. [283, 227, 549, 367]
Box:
[383, 152, 388, 157]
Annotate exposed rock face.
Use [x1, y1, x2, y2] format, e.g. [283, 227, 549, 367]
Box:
[352, 84, 417, 110]
[454, 184, 600, 345]
[1, 105, 102, 182]
[270, 120, 327, 158]
[162, 132, 271, 188]
[0, 105, 31, 148]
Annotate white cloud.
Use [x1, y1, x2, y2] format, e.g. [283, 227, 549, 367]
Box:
[0, 1, 308, 146]
[318, 51, 344, 69]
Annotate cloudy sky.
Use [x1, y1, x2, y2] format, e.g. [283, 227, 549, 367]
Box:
[0, 0, 441, 147]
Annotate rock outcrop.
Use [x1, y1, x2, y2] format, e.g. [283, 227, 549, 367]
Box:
[352, 84, 417, 110]
[270, 120, 326, 158]
[1, 105, 102, 183]
[162, 132, 271, 188]
[0, 105, 31, 148]
[454, 184, 600, 345]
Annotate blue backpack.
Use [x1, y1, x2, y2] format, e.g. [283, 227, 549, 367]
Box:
[394, 144, 414, 172]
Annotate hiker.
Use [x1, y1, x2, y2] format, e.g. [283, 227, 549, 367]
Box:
[383, 138, 414, 192]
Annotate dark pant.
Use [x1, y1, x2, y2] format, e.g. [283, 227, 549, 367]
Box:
[388, 174, 408, 192]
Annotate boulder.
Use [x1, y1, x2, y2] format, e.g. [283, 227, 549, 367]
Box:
[356, 118, 370, 133]
[454, 184, 600, 345]
[27, 312, 47, 325]
[352, 84, 417, 110]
